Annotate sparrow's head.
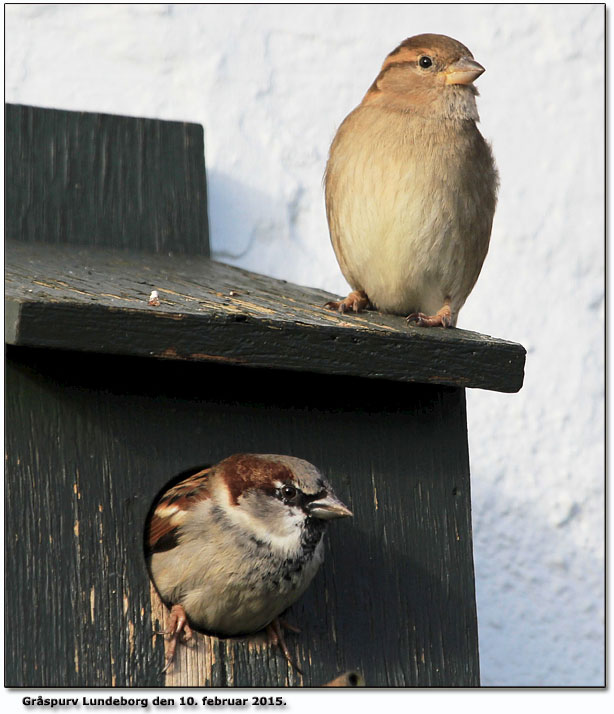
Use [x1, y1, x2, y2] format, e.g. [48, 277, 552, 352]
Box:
[364, 33, 485, 118]
[215, 453, 352, 548]
[147, 454, 351, 560]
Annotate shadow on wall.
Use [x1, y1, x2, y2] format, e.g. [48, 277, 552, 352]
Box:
[205, 168, 348, 295]
[207, 169, 286, 263]
[472, 478, 604, 686]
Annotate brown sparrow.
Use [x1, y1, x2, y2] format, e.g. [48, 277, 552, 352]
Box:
[146, 453, 352, 671]
[324, 33, 498, 327]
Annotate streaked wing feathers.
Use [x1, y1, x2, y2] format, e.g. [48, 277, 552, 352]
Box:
[147, 467, 213, 553]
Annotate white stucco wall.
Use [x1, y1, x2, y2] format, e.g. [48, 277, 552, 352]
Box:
[5, 3, 604, 686]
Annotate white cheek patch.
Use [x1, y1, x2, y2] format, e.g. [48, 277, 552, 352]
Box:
[229, 492, 307, 556]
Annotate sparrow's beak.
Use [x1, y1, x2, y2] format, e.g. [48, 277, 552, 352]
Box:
[307, 493, 353, 520]
[444, 57, 485, 85]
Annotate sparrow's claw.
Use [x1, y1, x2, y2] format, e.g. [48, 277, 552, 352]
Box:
[266, 618, 303, 674]
[324, 290, 371, 314]
[277, 617, 301, 634]
[406, 302, 453, 328]
[160, 603, 193, 673]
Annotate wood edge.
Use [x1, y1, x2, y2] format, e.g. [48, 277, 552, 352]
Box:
[5, 101, 205, 130]
[4, 297, 526, 392]
[4, 297, 22, 345]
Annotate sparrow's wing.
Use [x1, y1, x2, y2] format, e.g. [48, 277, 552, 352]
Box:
[147, 467, 213, 553]
[323, 109, 365, 291]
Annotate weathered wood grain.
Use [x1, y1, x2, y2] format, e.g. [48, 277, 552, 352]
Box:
[5, 104, 209, 256]
[4, 103, 519, 689]
[5, 241, 525, 393]
[6, 346, 480, 687]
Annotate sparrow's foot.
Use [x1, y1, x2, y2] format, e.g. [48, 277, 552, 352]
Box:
[266, 618, 303, 673]
[406, 302, 453, 328]
[324, 290, 371, 314]
[277, 616, 301, 634]
[160, 603, 194, 673]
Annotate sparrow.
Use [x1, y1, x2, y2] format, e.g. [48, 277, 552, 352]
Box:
[146, 453, 352, 671]
[324, 33, 498, 327]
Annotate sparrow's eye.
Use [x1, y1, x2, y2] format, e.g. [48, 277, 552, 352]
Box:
[281, 485, 297, 500]
[419, 56, 433, 69]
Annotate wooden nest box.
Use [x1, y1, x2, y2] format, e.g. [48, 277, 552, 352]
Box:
[5, 104, 525, 687]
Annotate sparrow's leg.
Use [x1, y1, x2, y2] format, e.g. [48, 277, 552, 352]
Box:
[266, 618, 303, 674]
[406, 299, 453, 328]
[277, 616, 301, 634]
[161, 603, 194, 672]
[324, 290, 371, 314]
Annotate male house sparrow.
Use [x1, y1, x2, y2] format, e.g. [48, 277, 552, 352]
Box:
[146, 453, 352, 671]
[324, 34, 498, 327]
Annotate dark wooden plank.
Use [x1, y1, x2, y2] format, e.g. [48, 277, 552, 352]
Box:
[5, 104, 209, 255]
[5, 346, 479, 687]
[5, 241, 526, 393]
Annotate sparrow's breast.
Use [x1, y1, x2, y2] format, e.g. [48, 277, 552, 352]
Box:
[325, 106, 497, 316]
[194, 537, 325, 636]
[156, 521, 326, 637]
